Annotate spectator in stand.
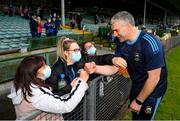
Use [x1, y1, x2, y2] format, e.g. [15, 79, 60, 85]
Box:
[19, 5, 24, 18]
[53, 13, 57, 19]
[36, 7, 41, 17]
[94, 14, 99, 24]
[37, 16, 43, 37]
[55, 15, 61, 30]
[44, 18, 54, 36]
[8, 2, 13, 16]
[52, 17, 58, 36]
[108, 32, 115, 43]
[29, 13, 38, 37]
[76, 13, 82, 30]
[8, 56, 89, 120]
[24, 6, 30, 20]
[49, 13, 53, 19]
[69, 13, 76, 29]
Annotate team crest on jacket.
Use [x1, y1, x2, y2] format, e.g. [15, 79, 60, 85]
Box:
[145, 106, 152, 114]
[134, 53, 140, 61]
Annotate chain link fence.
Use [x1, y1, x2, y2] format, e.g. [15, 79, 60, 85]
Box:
[19, 110, 63, 120]
[162, 36, 180, 53]
[87, 74, 131, 120]
[19, 73, 131, 120]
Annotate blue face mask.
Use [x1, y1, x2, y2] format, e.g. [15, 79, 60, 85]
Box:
[42, 66, 52, 80]
[87, 46, 96, 55]
[71, 51, 82, 63]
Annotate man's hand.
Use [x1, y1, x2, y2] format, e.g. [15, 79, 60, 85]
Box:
[84, 62, 96, 74]
[129, 99, 142, 114]
[112, 57, 127, 68]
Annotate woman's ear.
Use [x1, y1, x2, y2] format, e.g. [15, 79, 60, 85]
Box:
[64, 50, 71, 61]
[64, 50, 69, 57]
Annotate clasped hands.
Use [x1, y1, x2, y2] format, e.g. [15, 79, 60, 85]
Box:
[84, 57, 127, 74]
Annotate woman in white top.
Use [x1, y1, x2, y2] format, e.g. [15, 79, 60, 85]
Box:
[8, 56, 89, 120]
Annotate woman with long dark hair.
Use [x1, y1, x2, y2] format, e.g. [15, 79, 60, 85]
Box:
[8, 56, 89, 119]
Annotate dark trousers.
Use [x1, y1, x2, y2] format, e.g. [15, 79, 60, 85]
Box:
[70, 22, 75, 29]
[77, 22, 81, 30]
[53, 29, 58, 36]
[37, 33, 41, 37]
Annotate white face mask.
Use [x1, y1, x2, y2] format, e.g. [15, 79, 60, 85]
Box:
[87, 46, 96, 55]
[71, 51, 82, 63]
[42, 66, 52, 80]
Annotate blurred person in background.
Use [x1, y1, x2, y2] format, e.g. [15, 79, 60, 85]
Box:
[76, 13, 82, 30]
[44, 18, 54, 36]
[37, 16, 43, 37]
[29, 13, 38, 37]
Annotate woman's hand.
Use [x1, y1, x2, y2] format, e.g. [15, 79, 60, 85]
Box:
[70, 69, 89, 87]
[79, 69, 89, 82]
[71, 79, 78, 87]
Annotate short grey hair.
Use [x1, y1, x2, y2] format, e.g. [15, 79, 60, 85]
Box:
[111, 11, 135, 26]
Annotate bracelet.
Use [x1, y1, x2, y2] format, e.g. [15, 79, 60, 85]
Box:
[135, 98, 143, 105]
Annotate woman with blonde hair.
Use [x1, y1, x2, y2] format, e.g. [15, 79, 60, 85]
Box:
[46, 36, 127, 95]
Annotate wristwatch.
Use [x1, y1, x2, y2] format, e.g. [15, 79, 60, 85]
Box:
[135, 98, 143, 105]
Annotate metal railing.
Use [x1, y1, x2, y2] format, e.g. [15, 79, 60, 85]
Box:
[19, 73, 132, 120]
[0, 48, 56, 83]
[27, 33, 93, 51]
[162, 36, 180, 53]
[87, 74, 131, 120]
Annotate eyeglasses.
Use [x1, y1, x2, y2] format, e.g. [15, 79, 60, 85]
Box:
[67, 48, 81, 52]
